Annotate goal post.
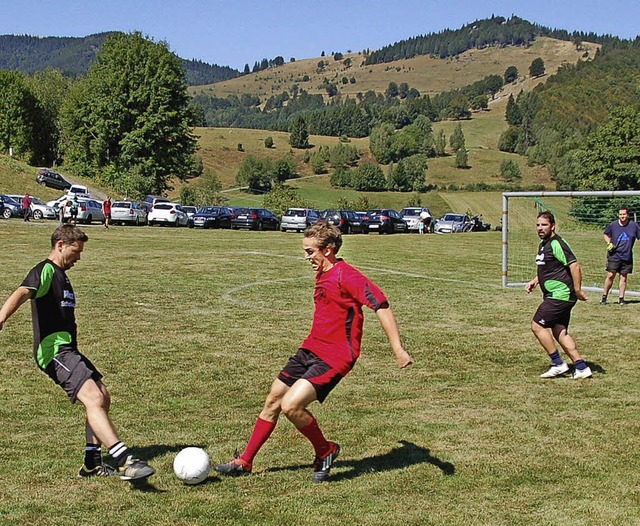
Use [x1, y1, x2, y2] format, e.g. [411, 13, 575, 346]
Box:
[502, 190, 640, 297]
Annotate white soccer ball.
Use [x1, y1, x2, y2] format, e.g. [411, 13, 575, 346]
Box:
[173, 447, 211, 485]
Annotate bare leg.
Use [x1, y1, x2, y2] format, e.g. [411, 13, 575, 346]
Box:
[619, 273, 628, 299]
[553, 325, 583, 364]
[76, 379, 120, 448]
[603, 271, 617, 297]
[531, 320, 558, 356]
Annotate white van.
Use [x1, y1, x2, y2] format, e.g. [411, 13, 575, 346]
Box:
[68, 184, 89, 196]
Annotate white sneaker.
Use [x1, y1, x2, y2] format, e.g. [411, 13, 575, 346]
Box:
[572, 366, 593, 379]
[540, 362, 569, 378]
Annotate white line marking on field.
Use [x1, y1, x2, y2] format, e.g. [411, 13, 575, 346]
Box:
[231, 251, 503, 289]
[222, 276, 310, 305]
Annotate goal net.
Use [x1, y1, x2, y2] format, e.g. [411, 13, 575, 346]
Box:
[502, 191, 640, 297]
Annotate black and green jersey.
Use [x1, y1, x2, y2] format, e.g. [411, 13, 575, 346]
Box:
[536, 235, 578, 302]
[21, 259, 78, 369]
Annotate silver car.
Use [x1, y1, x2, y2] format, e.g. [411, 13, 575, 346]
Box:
[63, 198, 106, 224]
[433, 213, 471, 234]
[8, 195, 57, 220]
[111, 201, 148, 226]
[280, 208, 320, 232]
[400, 207, 433, 233]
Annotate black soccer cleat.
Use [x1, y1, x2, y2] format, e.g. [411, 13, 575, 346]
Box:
[313, 442, 340, 483]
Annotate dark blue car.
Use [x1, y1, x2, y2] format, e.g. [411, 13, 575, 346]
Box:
[192, 206, 234, 229]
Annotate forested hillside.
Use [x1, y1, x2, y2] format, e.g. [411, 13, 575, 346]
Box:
[0, 33, 240, 85]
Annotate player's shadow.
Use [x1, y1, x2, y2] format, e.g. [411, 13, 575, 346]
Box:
[265, 440, 454, 480]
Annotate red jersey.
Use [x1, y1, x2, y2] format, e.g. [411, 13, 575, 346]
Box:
[301, 259, 389, 375]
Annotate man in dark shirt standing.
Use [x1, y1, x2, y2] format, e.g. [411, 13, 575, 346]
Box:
[525, 212, 591, 379]
[0, 224, 155, 480]
[600, 207, 640, 305]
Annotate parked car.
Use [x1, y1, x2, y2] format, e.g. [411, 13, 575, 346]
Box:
[63, 198, 106, 224]
[0, 194, 24, 219]
[433, 213, 471, 234]
[148, 202, 189, 227]
[192, 206, 234, 229]
[142, 195, 171, 213]
[68, 184, 89, 196]
[280, 208, 320, 232]
[181, 206, 198, 227]
[365, 209, 408, 234]
[232, 207, 280, 230]
[8, 195, 56, 220]
[111, 201, 148, 225]
[320, 209, 366, 234]
[400, 207, 434, 233]
[36, 169, 71, 191]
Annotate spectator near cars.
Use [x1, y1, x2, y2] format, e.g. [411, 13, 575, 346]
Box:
[7, 195, 57, 220]
[36, 169, 71, 191]
[320, 209, 367, 234]
[62, 198, 105, 225]
[192, 206, 234, 229]
[400, 207, 433, 233]
[147, 202, 189, 227]
[110, 201, 148, 226]
[231, 208, 280, 230]
[365, 209, 408, 234]
[280, 208, 320, 232]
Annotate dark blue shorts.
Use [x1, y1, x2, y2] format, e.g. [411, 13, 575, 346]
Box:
[43, 349, 103, 403]
[533, 298, 576, 330]
[278, 348, 343, 403]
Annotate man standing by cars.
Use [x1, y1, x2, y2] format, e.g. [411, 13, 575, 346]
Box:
[215, 221, 413, 482]
[525, 211, 591, 379]
[600, 206, 640, 305]
[22, 194, 32, 222]
[0, 224, 155, 481]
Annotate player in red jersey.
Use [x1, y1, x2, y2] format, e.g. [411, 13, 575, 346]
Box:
[215, 221, 413, 482]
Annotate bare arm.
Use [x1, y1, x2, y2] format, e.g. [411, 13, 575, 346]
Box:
[0, 287, 33, 331]
[569, 261, 587, 301]
[376, 306, 413, 368]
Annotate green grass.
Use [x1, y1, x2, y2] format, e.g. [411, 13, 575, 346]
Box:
[1, 220, 639, 525]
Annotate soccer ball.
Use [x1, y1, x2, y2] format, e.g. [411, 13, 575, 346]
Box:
[173, 447, 211, 485]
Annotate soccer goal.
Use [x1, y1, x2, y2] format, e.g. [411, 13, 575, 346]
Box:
[502, 190, 640, 297]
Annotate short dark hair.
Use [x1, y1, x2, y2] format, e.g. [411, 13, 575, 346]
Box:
[51, 224, 89, 247]
[537, 211, 555, 225]
[619, 206, 630, 213]
[304, 221, 343, 254]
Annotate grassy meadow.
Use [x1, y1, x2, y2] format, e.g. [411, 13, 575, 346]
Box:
[1, 219, 639, 526]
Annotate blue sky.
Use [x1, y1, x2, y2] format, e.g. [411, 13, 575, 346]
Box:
[1, 0, 638, 70]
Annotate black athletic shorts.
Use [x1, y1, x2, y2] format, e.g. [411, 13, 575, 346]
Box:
[43, 349, 103, 403]
[606, 256, 633, 275]
[532, 298, 576, 330]
[278, 348, 343, 403]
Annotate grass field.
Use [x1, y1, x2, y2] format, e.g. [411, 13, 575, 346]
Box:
[1, 219, 639, 526]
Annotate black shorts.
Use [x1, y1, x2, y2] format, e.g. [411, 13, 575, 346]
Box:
[532, 298, 576, 330]
[606, 256, 633, 275]
[278, 348, 343, 403]
[43, 349, 103, 403]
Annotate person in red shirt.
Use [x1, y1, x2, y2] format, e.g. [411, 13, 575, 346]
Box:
[103, 197, 112, 229]
[22, 194, 32, 222]
[215, 221, 413, 482]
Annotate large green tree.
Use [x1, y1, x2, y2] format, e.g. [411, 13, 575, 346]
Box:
[572, 107, 640, 190]
[0, 70, 41, 163]
[61, 32, 197, 195]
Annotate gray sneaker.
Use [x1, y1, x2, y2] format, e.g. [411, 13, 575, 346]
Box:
[539, 362, 569, 378]
[118, 456, 156, 481]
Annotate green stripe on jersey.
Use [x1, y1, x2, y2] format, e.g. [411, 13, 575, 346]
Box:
[37, 331, 72, 369]
[35, 262, 55, 299]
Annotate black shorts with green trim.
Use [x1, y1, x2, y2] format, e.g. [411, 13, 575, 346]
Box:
[278, 348, 343, 403]
[533, 298, 576, 330]
[42, 349, 103, 403]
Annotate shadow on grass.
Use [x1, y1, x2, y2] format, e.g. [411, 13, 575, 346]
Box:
[265, 440, 455, 480]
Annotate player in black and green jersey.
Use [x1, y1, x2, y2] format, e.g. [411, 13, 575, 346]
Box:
[0, 225, 155, 480]
[525, 212, 592, 379]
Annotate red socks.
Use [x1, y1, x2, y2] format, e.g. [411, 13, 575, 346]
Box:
[297, 417, 330, 457]
[240, 417, 276, 464]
